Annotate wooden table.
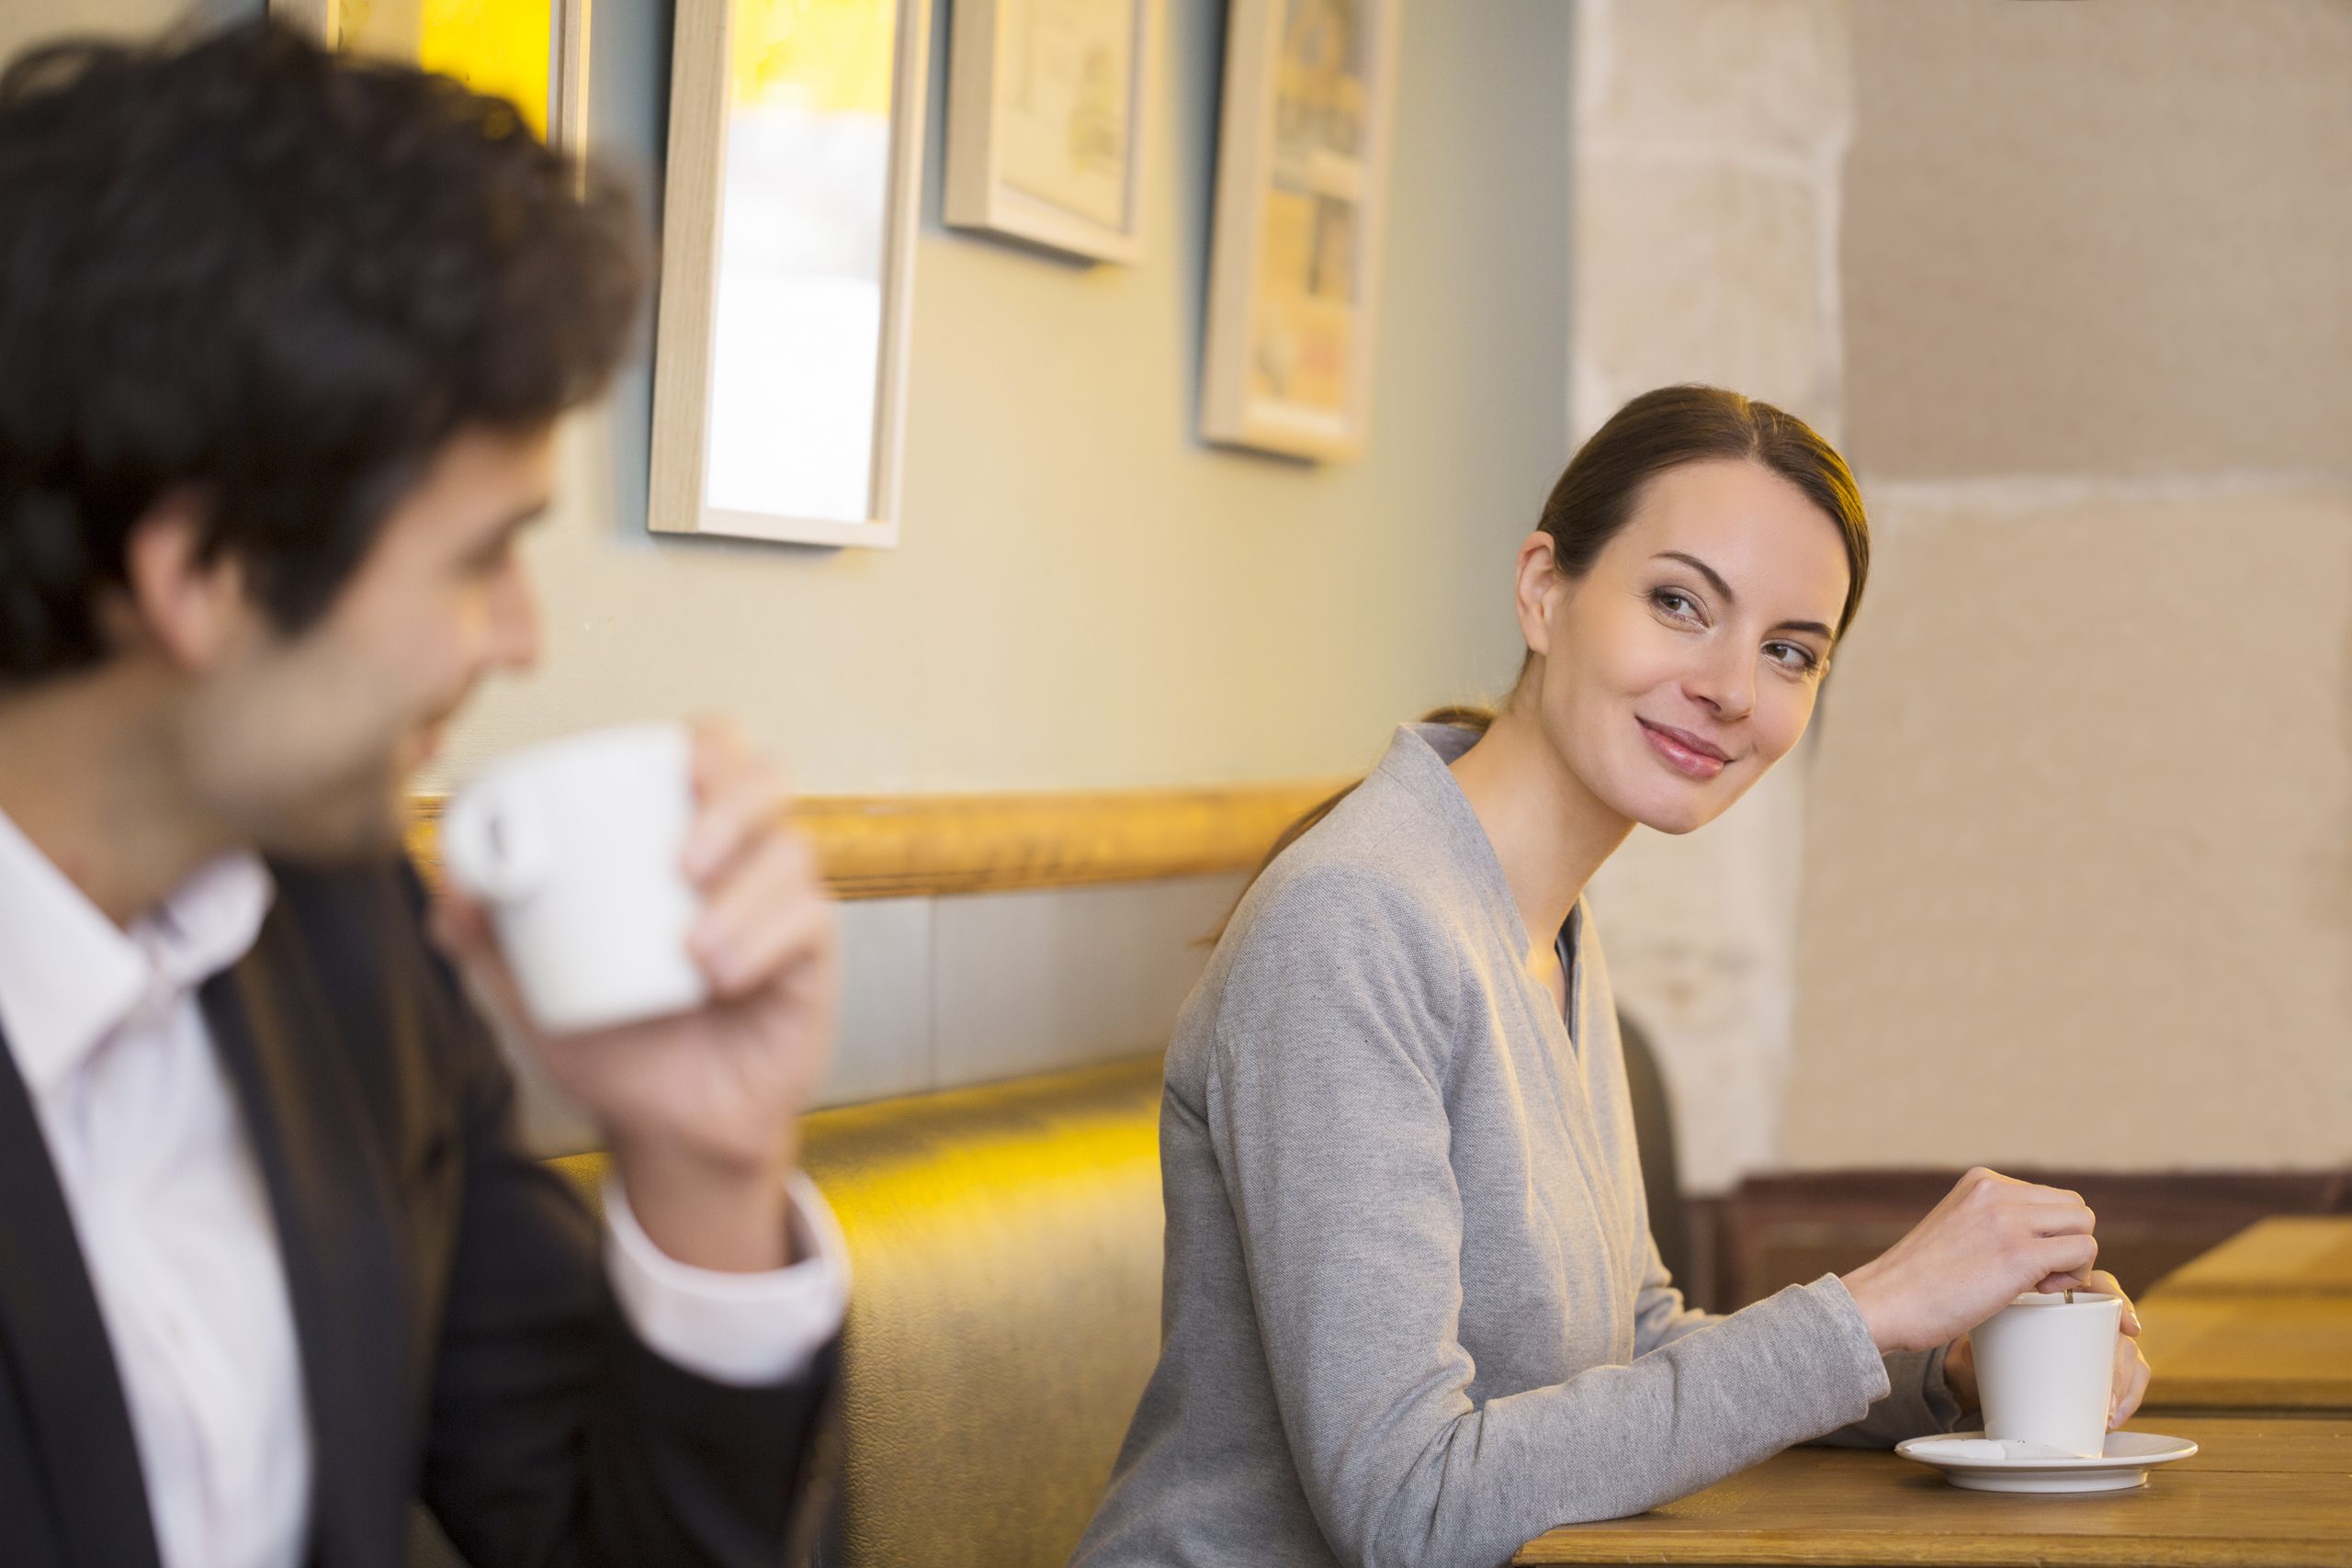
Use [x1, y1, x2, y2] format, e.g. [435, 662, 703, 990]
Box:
[1513, 1416, 2352, 1566]
[2137, 1293, 2352, 1415]
[2154, 1218, 2352, 1299]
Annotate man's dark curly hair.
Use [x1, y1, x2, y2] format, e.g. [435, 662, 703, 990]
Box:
[0, 17, 648, 683]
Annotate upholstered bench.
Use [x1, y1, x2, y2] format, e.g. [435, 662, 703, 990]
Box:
[544, 1055, 1167, 1568]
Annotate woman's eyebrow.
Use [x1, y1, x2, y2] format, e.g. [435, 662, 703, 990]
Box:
[1655, 551, 1832, 638]
[1655, 550, 1735, 603]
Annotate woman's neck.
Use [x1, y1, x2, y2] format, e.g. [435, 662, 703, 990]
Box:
[1446, 702, 1634, 958]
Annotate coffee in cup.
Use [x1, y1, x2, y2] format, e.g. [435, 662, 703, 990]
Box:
[439, 722, 708, 1034]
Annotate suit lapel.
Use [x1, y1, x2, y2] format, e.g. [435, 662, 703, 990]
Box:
[204, 911, 409, 1568]
[0, 1028, 164, 1568]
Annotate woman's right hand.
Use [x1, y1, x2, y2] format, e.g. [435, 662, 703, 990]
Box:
[1839, 1167, 2099, 1353]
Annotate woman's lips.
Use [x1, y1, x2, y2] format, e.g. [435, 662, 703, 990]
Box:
[1638, 718, 1728, 781]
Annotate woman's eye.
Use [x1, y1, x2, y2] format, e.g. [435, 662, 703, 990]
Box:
[1652, 589, 1699, 620]
[1766, 641, 1820, 673]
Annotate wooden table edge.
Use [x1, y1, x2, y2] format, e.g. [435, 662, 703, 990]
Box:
[1512, 1529, 2352, 1568]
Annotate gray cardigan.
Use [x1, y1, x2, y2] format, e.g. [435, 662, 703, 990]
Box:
[1070, 724, 1960, 1568]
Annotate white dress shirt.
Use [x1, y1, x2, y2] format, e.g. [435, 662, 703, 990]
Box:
[0, 807, 849, 1568]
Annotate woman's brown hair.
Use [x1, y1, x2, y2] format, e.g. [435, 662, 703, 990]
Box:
[1216, 385, 1869, 936]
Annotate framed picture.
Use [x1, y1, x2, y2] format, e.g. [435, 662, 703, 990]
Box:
[269, 0, 593, 158]
[1200, 0, 1400, 461]
[647, 0, 932, 548]
[944, 0, 1158, 265]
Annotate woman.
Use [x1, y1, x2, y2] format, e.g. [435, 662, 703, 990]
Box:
[1070, 387, 2152, 1568]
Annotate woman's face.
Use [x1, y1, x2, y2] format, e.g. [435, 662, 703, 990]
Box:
[1520, 457, 1853, 836]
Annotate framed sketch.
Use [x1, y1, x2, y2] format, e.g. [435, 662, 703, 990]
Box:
[647, 0, 931, 548]
[269, 0, 593, 157]
[1200, 0, 1400, 461]
[944, 0, 1157, 265]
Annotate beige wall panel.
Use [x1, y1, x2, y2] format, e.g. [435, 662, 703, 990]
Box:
[1785, 484, 2352, 1170]
[1842, 0, 2352, 480]
[1577, 0, 1852, 163]
[1573, 157, 1838, 441]
[1569, 0, 1857, 1193]
[1589, 752, 1808, 1194]
[0, 0, 225, 63]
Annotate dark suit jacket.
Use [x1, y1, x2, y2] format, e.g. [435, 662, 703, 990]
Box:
[0, 858, 840, 1568]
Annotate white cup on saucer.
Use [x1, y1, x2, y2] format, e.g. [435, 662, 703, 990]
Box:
[439, 722, 708, 1035]
[1968, 1291, 2122, 1459]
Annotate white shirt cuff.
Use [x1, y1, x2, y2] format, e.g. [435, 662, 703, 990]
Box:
[602, 1170, 850, 1387]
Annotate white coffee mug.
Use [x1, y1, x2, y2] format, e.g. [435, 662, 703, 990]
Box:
[1969, 1291, 2122, 1457]
[439, 722, 708, 1035]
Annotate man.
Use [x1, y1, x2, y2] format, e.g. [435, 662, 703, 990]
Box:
[0, 19, 846, 1568]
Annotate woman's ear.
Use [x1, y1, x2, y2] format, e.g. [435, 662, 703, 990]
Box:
[1512, 531, 1562, 657]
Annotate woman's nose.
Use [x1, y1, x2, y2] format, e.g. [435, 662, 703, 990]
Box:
[1685, 645, 1754, 722]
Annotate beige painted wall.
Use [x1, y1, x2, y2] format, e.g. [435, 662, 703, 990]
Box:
[0, 0, 231, 61]
[1788, 0, 2352, 1171]
[1785, 482, 2352, 1168]
[1841, 0, 2352, 481]
[431, 0, 1572, 794]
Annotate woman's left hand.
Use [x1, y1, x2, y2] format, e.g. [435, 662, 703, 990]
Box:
[2097, 1272, 2154, 1427]
[1940, 1269, 2152, 1429]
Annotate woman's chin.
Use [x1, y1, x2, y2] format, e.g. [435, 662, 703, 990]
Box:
[1624, 783, 1734, 837]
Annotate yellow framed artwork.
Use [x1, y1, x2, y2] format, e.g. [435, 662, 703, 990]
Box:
[270, 0, 591, 155]
[1200, 0, 1400, 461]
[645, 0, 933, 549]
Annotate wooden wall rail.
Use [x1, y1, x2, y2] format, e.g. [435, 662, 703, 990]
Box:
[406, 778, 1347, 900]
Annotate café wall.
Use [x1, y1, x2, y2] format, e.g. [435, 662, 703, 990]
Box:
[1782, 0, 2352, 1172]
[0, 0, 1569, 790]
[1566, 0, 2352, 1194]
[501, 0, 1573, 1117]
[1, 0, 1576, 1117]
[455, 0, 1570, 794]
[1567, 0, 1855, 1197]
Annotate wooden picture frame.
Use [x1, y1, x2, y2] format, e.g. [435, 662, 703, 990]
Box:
[1199, 0, 1401, 461]
[270, 0, 594, 162]
[944, 0, 1158, 265]
[647, 0, 931, 549]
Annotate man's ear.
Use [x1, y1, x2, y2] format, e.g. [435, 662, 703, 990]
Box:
[1512, 531, 1563, 658]
[110, 492, 253, 672]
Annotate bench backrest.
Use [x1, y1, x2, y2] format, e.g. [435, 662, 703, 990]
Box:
[554, 1055, 1167, 1568]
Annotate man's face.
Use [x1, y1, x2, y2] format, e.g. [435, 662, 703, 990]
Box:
[178, 425, 552, 863]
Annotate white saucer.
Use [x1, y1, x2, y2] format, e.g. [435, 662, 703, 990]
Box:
[1894, 1430, 2199, 1494]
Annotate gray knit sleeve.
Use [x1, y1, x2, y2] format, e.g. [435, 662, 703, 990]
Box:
[1634, 1239, 1965, 1449]
[1813, 1344, 1968, 1448]
[1631, 1233, 1713, 1355]
[1205, 867, 1898, 1568]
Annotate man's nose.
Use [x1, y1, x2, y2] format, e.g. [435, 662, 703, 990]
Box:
[487, 557, 540, 671]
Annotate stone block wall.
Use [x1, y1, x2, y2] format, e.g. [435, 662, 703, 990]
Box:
[1572, 0, 2352, 1191]
[1790, 0, 2352, 1172]
[1786, 481, 2352, 1170]
[1572, 0, 1854, 1194]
